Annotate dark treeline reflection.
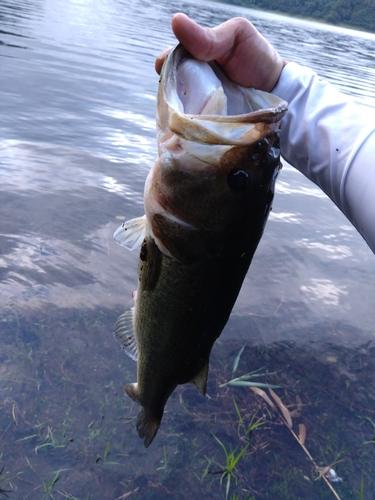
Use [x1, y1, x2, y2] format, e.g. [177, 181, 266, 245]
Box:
[0, 0, 44, 23]
[219, 0, 375, 33]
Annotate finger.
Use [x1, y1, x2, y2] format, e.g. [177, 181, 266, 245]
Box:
[171, 13, 255, 63]
[171, 13, 214, 61]
[155, 47, 172, 74]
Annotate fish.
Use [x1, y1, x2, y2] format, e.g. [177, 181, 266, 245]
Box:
[113, 44, 287, 447]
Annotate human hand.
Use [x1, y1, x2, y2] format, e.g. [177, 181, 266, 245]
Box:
[155, 13, 287, 92]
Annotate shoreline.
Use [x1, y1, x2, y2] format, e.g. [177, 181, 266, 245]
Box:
[214, 1, 375, 35]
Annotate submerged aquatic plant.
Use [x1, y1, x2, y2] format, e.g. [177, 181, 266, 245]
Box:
[156, 445, 168, 471]
[0, 467, 11, 498]
[221, 346, 345, 500]
[207, 434, 250, 500]
[41, 468, 62, 495]
[359, 474, 364, 500]
[203, 398, 264, 499]
[258, 388, 343, 500]
[34, 426, 66, 454]
[219, 370, 281, 390]
[220, 345, 281, 390]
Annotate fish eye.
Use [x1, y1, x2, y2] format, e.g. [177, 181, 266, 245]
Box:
[227, 169, 250, 193]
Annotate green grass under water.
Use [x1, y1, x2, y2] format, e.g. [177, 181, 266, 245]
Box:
[0, 305, 374, 499]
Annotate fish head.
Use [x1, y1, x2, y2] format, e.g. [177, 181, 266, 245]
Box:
[145, 44, 288, 260]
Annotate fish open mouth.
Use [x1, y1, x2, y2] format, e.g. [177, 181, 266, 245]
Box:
[160, 45, 287, 146]
[176, 57, 256, 116]
[164, 44, 287, 122]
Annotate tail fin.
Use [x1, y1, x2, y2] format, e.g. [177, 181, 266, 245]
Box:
[125, 384, 161, 448]
[136, 409, 161, 448]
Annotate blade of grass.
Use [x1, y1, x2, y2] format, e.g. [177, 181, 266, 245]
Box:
[250, 386, 275, 409]
[225, 381, 281, 389]
[269, 389, 293, 428]
[298, 424, 306, 445]
[232, 345, 246, 375]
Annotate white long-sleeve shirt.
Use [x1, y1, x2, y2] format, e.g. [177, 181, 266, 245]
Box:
[272, 62, 375, 253]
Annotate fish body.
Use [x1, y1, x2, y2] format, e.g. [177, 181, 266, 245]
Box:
[114, 44, 287, 447]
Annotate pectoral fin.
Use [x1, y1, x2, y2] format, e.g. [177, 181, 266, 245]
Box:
[190, 361, 209, 396]
[114, 215, 147, 250]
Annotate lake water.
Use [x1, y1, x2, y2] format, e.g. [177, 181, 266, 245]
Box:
[1, 0, 375, 498]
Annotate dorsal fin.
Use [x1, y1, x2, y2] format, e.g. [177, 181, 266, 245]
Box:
[113, 215, 147, 251]
[113, 309, 137, 361]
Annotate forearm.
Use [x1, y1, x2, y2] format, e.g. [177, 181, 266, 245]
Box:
[272, 62, 375, 252]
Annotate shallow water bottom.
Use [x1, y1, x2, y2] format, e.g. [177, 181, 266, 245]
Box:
[1, 305, 374, 500]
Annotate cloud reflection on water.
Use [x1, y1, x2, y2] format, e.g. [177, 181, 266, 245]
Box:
[300, 278, 348, 306]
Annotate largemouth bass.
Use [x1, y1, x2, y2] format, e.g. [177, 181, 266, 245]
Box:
[113, 44, 287, 447]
